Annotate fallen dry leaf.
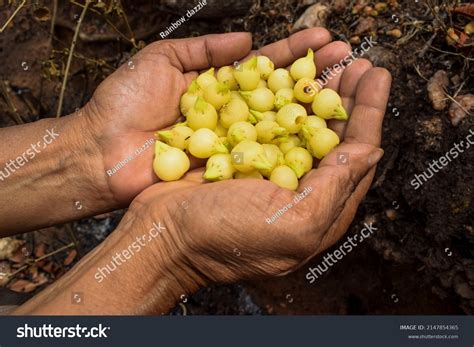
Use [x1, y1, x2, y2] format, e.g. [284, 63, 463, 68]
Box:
[34, 243, 46, 258]
[0, 237, 23, 261]
[9, 279, 39, 293]
[452, 4, 474, 19]
[0, 262, 12, 287]
[8, 247, 27, 264]
[0, 275, 9, 287]
[63, 250, 77, 266]
[39, 261, 57, 274]
[34, 272, 49, 286]
[8, 272, 48, 293]
[449, 29, 472, 48]
[29, 265, 39, 279]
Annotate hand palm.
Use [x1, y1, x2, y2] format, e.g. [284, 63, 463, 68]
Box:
[134, 138, 384, 284]
[87, 44, 192, 203]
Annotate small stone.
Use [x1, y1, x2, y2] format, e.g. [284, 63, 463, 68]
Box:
[465, 21, 474, 35]
[388, 0, 399, 8]
[387, 28, 402, 38]
[385, 209, 397, 221]
[369, 10, 379, 17]
[374, 2, 388, 12]
[349, 36, 361, 44]
[363, 5, 374, 15]
[352, 4, 364, 14]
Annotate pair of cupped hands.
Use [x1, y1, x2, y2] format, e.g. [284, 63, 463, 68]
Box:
[82, 28, 390, 289]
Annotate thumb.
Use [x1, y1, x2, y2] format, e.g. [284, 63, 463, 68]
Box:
[153, 32, 253, 72]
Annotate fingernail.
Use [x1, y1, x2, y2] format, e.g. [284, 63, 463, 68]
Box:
[368, 148, 384, 166]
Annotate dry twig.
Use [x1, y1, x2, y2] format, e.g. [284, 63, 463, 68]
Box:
[0, 0, 26, 33]
[56, 0, 92, 118]
[5, 242, 75, 284]
[50, 0, 58, 40]
[70, 0, 134, 44]
[0, 81, 24, 125]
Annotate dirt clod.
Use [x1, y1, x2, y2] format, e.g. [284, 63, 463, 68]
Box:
[448, 94, 474, 127]
[427, 70, 449, 111]
[333, 0, 349, 14]
[354, 17, 377, 35]
[291, 3, 330, 32]
[361, 46, 398, 72]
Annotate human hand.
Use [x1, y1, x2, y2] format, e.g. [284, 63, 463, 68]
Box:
[81, 32, 250, 204]
[123, 32, 391, 294]
[80, 28, 364, 205]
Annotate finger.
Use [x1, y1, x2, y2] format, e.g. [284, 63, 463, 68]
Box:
[182, 167, 206, 183]
[151, 32, 252, 72]
[315, 167, 377, 253]
[301, 42, 349, 103]
[296, 143, 384, 233]
[312, 41, 354, 97]
[314, 61, 346, 99]
[312, 41, 351, 78]
[252, 34, 350, 88]
[184, 72, 198, 86]
[254, 28, 332, 67]
[344, 68, 392, 146]
[339, 59, 374, 114]
[327, 59, 373, 138]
